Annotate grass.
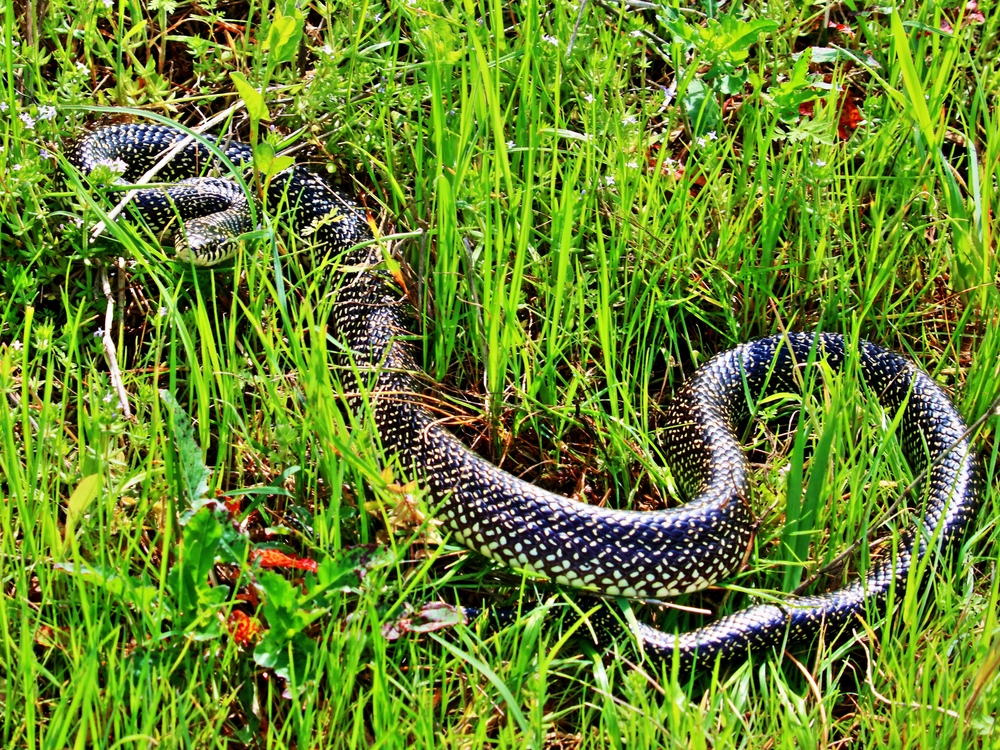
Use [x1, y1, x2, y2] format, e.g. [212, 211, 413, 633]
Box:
[1, 0, 999, 746]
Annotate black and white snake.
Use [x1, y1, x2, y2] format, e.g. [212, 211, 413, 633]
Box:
[72, 122, 985, 670]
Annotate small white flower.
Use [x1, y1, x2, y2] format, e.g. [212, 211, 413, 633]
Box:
[19, 112, 35, 129]
[374, 12, 382, 21]
[12, 163, 22, 171]
[101, 0, 112, 8]
[39, 148, 51, 159]
[11, 340, 22, 351]
[664, 157, 678, 166]
[626, 160, 638, 169]
[320, 44, 334, 55]
[506, 140, 515, 148]
[604, 174, 615, 186]
[158, 306, 168, 318]
[37, 105, 56, 120]
[706, 130, 717, 140]
[94, 327, 105, 338]
[696, 136, 707, 147]
[103, 392, 115, 403]
[542, 34, 558, 46]
[814, 159, 827, 167]
[629, 29, 644, 38]
[76, 61, 88, 72]
[0, 101, 8, 112]
[99, 157, 129, 174]
[583, 92, 594, 103]
[621, 114, 637, 125]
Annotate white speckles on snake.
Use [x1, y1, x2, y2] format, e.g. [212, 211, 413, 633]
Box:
[72, 122, 986, 671]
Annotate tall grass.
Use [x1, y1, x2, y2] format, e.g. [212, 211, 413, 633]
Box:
[1, 0, 998, 747]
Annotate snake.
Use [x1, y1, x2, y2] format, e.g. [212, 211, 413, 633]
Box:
[72, 122, 986, 671]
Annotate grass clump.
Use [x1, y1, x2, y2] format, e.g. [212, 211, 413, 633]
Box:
[1, 0, 999, 747]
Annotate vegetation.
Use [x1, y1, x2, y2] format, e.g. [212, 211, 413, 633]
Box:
[1, 0, 998, 746]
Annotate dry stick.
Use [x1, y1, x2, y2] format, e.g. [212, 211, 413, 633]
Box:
[99, 264, 132, 418]
[792, 389, 1000, 596]
[88, 104, 245, 416]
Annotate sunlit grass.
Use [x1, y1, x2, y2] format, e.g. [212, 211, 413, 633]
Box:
[1, 0, 998, 746]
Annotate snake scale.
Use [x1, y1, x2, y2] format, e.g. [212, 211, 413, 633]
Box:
[72, 122, 985, 671]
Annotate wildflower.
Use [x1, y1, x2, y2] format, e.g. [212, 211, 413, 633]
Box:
[19, 112, 35, 129]
[814, 159, 827, 167]
[629, 29, 644, 38]
[621, 114, 637, 125]
[101, 0, 112, 8]
[542, 35, 558, 46]
[158, 306, 168, 318]
[506, 140, 515, 148]
[0, 102, 7, 112]
[626, 160, 638, 169]
[103, 392, 115, 403]
[94, 327, 105, 338]
[100, 157, 129, 174]
[320, 44, 334, 56]
[583, 92, 594, 103]
[11, 340, 22, 351]
[39, 148, 52, 159]
[12, 163, 22, 171]
[696, 136, 706, 147]
[37, 105, 56, 120]
[706, 130, 717, 140]
[604, 174, 615, 186]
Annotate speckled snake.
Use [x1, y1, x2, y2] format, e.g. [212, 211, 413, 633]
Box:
[72, 122, 985, 670]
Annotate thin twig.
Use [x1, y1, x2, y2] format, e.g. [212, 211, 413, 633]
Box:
[99, 265, 131, 419]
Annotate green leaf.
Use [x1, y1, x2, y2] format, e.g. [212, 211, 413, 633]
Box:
[718, 16, 779, 59]
[158, 389, 211, 514]
[890, 11, 936, 147]
[230, 71, 269, 123]
[683, 79, 720, 134]
[253, 142, 295, 179]
[166, 507, 224, 620]
[64, 473, 102, 544]
[264, 6, 303, 65]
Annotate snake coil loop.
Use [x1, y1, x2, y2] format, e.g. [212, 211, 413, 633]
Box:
[73, 122, 985, 670]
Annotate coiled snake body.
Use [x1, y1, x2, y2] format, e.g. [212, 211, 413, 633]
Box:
[73, 123, 985, 670]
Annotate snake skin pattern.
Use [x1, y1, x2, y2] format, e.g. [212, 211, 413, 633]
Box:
[72, 122, 985, 670]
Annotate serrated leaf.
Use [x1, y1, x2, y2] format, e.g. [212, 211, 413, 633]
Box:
[158, 389, 211, 513]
